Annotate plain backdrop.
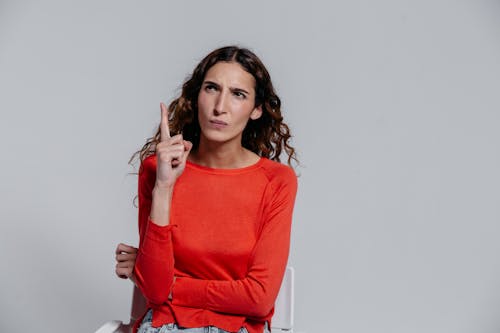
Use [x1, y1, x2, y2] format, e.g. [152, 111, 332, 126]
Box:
[1, 1, 500, 332]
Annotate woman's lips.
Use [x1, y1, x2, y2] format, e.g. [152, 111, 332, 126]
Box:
[209, 120, 228, 129]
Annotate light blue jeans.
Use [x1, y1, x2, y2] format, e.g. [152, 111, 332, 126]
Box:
[137, 309, 270, 333]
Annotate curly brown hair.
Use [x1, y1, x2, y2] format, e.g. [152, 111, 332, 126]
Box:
[129, 45, 298, 168]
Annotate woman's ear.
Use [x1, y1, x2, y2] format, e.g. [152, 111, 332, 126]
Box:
[250, 105, 263, 120]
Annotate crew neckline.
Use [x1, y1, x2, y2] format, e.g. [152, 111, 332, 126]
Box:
[186, 157, 265, 174]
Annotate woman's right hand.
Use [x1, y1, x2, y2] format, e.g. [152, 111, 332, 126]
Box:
[155, 102, 193, 188]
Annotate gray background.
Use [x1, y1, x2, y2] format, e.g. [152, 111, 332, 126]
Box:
[1, 0, 500, 332]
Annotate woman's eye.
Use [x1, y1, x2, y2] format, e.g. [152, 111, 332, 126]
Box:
[205, 85, 217, 91]
[233, 91, 246, 99]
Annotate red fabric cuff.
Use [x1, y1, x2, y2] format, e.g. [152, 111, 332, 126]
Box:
[145, 218, 177, 241]
[172, 276, 208, 308]
[140, 219, 176, 260]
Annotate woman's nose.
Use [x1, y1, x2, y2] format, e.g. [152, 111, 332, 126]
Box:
[214, 91, 228, 114]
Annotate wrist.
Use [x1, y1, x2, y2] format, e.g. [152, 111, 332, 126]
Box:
[150, 185, 174, 226]
[153, 184, 175, 196]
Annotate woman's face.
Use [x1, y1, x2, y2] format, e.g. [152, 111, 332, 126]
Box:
[197, 61, 262, 146]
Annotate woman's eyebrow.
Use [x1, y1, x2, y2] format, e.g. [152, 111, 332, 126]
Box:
[203, 80, 250, 94]
[203, 80, 219, 87]
[231, 87, 249, 95]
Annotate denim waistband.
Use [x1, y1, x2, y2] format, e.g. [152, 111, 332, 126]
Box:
[139, 309, 269, 333]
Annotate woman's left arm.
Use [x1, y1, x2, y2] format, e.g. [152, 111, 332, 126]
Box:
[170, 170, 298, 318]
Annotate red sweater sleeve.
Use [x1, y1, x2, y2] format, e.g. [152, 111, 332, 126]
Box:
[170, 168, 298, 318]
[133, 157, 176, 305]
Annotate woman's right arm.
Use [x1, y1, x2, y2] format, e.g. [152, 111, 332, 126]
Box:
[133, 162, 176, 305]
[133, 102, 192, 305]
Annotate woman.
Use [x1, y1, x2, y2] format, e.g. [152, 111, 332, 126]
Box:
[115, 46, 298, 333]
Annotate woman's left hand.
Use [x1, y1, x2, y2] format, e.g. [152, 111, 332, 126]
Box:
[115, 243, 138, 280]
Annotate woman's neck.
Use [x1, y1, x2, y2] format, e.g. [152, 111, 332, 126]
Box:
[188, 139, 259, 169]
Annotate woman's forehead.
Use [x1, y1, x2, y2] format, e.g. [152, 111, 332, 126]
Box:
[204, 62, 256, 90]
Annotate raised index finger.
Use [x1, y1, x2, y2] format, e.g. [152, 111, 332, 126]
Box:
[160, 102, 170, 141]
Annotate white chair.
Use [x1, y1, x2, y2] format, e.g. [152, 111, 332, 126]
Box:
[95, 267, 295, 333]
[271, 266, 294, 333]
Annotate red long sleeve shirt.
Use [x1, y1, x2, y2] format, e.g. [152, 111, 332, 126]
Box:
[133, 155, 298, 333]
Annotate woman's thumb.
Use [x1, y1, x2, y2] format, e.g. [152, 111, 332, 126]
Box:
[182, 140, 193, 161]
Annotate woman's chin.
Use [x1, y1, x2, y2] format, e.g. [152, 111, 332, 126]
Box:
[200, 130, 239, 146]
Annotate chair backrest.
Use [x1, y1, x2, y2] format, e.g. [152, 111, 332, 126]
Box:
[271, 266, 294, 331]
[128, 267, 294, 331]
